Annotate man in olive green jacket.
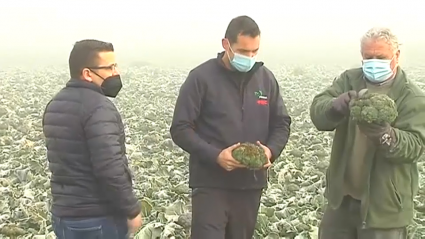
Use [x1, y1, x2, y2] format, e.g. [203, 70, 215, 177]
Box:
[310, 27, 425, 239]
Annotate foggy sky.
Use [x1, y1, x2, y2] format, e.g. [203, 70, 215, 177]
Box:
[1, 0, 424, 68]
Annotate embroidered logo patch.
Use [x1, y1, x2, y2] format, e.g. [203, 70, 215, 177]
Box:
[254, 90, 268, 105]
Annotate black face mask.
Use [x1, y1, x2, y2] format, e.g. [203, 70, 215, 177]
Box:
[101, 75, 122, 98]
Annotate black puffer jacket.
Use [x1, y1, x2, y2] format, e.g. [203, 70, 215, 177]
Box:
[42, 78, 141, 219]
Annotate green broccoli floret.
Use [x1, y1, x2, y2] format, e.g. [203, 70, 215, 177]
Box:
[232, 142, 268, 170]
[349, 92, 398, 125]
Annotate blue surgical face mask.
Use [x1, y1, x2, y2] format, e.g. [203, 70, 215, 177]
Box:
[362, 57, 395, 83]
[227, 46, 256, 72]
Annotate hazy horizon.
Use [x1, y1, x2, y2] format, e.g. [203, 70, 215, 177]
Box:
[1, 0, 424, 69]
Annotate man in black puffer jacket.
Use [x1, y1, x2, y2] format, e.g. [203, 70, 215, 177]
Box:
[42, 39, 142, 239]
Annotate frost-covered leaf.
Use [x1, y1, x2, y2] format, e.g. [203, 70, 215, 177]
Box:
[1, 65, 425, 239]
[134, 222, 164, 239]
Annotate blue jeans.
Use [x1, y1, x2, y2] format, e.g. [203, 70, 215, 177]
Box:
[52, 215, 129, 239]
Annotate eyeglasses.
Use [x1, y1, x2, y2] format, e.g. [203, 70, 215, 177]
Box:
[88, 63, 118, 71]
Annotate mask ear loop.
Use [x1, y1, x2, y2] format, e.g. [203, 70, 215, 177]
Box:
[389, 55, 398, 72]
[226, 39, 234, 53]
[226, 39, 236, 62]
[88, 68, 106, 81]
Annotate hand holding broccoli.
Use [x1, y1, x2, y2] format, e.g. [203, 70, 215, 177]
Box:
[357, 121, 393, 143]
[349, 90, 398, 125]
[329, 90, 358, 117]
[349, 89, 398, 144]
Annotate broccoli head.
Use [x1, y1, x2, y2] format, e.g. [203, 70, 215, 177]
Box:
[349, 91, 398, 125]
[232, 142, 268, 170]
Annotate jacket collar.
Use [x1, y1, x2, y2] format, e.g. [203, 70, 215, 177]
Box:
[386, 66, 409, 100]
[66, 78, 104, 95]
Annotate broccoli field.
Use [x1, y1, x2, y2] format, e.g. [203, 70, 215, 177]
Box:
[1, 64, 425, 239]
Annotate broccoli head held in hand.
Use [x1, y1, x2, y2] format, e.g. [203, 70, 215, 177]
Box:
[349, 92, 398, 125]
[231, 142, 268, 170]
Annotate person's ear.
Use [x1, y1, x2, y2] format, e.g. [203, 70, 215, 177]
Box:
[81, 68, 93, 82]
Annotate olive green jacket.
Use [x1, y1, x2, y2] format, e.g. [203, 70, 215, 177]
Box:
[310, 66, 425, 229]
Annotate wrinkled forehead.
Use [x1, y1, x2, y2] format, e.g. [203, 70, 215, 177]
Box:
[361, 39, 394, 59]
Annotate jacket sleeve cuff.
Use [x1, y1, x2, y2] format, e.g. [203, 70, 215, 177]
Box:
[127, 201, 142, 219]
[267, 144, 279, 163]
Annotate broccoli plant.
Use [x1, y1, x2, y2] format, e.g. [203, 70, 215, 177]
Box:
[349, 90, 398, 125]
[232, 142, 268, 169]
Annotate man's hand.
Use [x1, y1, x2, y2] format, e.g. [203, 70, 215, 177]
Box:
[330, 90, 358, 116]
[257, 141, 272, 168]
[127, 213, 143, 234]
[357, 122, 394, 145]
[217, 143, 246, 171]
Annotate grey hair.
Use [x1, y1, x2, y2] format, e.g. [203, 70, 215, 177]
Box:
[360, 27, 400, 52]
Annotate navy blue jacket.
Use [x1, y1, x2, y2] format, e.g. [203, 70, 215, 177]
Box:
[42, 78, 141, 218]
[170, 52, 292, 189]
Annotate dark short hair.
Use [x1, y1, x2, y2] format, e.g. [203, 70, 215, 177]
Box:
[224, 15, 261, 44]
[68, 39, 114, 79]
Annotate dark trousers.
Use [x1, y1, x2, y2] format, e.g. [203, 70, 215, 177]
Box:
[52, 214, 129, 239]
[319, 195, 408, 239]
[190, 187, 263, 239]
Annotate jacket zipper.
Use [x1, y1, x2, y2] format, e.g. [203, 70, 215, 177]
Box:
[239, 78, 246, 122]
[361, 151, 376, 229]
[361, 182, 370, 229]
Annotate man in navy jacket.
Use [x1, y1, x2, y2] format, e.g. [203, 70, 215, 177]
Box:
[170, 15, 292, 239]
[43, 39, 142, 239]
